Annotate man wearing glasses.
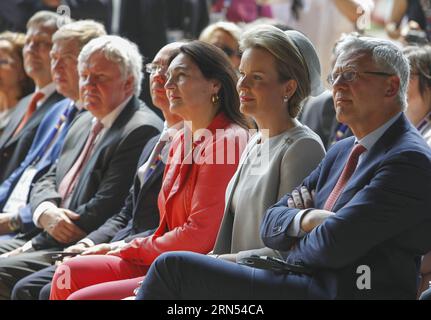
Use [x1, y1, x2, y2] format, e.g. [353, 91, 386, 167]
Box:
[136, 35, 431, 300]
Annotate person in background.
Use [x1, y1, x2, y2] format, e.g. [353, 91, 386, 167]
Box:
[0, 11, 66, 183]
[199, 21, 242, 70]
[262, 0, 374, 85]
[0, 20, 106, 240]
[49, 40, 250, 300]
[0, 35, 162, 300]
[385, 0, 431, 43]
[403, 45, 431, 146]
[0, 31, 34, 136]
[402, 44, 431, 300]
[11, 41, 185, 301]
[212, 25, 325, 264]
[211, 0, 273, 23]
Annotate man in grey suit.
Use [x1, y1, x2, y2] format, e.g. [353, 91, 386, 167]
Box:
[0, 11, 65, 182]
[0, 35, 162, 299]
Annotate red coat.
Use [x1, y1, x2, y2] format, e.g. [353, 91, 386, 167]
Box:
[119, 113, 249, 265]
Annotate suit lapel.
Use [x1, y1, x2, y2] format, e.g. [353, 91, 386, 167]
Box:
[57, 112, 92, 182]
[132, 135, 160, 201]
[163, 146, 192, 204]
[135, 161, 164, 207]
[68, 97, 138, 206]
[331, 114, 409, 211]
[0, 95, 31, 148]
[6, 92, 63, 146]
[80, 96, 138, 174]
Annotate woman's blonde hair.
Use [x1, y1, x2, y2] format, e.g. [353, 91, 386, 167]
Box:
[240, 24, 310, 118]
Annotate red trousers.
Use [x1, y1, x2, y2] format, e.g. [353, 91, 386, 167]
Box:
[50, 255, 148, 300]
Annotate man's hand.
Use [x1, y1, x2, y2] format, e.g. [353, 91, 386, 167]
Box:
[39, 208, 86, 244]
[0, 213, 13, 235]
[0, 246, 23, 258]
[300, 210, 335, 233]
[287, 187, 315, 209]
[286, 187, 335, 233]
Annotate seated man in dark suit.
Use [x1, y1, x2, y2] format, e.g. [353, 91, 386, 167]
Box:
[0, 35, 163, 300]
[136, 35, 431, 300]
[10, 41, 185, 300]
[0, 11, 65, 182]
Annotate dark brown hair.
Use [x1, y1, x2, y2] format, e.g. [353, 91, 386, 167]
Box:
[404, 45, 431, 99]
[0, 31, 34, 97]
[178, 40, 250, 129]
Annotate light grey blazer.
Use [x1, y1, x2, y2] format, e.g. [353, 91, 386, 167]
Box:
[213, 123, 326, 260]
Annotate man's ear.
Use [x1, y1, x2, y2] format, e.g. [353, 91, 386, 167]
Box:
[124, 75, 134, 95]
[385, 76, 400, 98]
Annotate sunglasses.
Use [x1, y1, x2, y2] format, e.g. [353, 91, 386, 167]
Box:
[220, 46, 240, 58]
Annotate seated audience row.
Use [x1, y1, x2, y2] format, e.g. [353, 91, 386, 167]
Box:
[0, 9, 429, 301]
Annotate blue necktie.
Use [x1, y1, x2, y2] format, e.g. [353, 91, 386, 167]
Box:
[31, 103, 78, 166]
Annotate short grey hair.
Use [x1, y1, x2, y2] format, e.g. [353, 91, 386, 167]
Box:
[26, 10, 69, 31]
[53, 20, 106, 49]
[334, 35, 410, 110]
[78, 35, 143, 96]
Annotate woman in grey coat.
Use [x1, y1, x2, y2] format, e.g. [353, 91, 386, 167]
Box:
[212, 25, 326, 262]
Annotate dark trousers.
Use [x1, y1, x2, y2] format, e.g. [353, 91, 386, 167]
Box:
[0, 238, 26, 254]
[136, 251, 312, 300]
[0, 239, 59, 299]
[12, 265, 55, 300]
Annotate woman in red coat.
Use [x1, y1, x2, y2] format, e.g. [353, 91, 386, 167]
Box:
[49, 41, 250, 300]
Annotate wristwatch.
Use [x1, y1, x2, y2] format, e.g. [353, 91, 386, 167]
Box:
[7, 214, 22, 232]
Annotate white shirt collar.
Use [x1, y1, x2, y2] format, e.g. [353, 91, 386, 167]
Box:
[357, 112, 402, 151]
[73, 100, 84, 111]
[162, 120, 184, 142]
[97, 95, 133, 129]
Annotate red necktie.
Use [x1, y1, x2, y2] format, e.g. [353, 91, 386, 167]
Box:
[13, 91, 45, 137]
[323, 143, 367, 211]
[58, 120, 104, 207]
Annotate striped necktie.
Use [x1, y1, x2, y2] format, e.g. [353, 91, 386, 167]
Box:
[58, 120, 104, 207]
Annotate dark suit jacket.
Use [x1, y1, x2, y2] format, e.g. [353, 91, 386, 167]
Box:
[261, 114, 431, 299]
[119, 0, 167, 62]
[86, 133, 164, 245]
[300, 90, 352, 150]
[0, 91, 64, 182]
[0, 99, 75, 209]
[28, 96, 162, 250]
[119, 0, 167, 119]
